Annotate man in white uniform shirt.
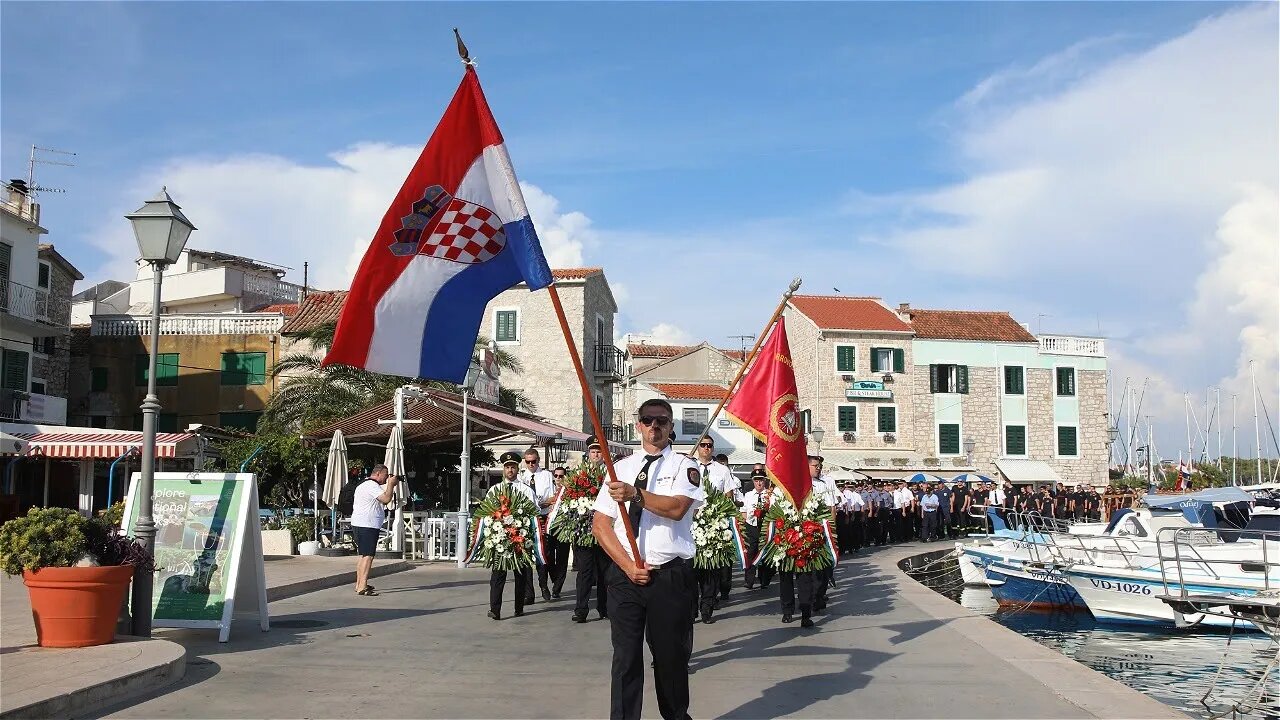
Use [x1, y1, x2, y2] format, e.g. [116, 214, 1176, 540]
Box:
[693, 438, 738, 601]
[522, 448, 567, 602]
[808, 456, 839, 612]
[740, 466, 775, 590]
[488, 452, 537, 620]
[842, 482, 866, 553]
[593, 398, 703, 720]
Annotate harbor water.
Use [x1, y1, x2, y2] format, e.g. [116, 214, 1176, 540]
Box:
[902, 550, 1280, 719]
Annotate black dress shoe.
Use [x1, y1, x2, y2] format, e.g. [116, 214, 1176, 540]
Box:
[572, 612, 587, 623]
[745, 583, 755, 590]
[514, 608, 525, 617]
[542, 589, 552, 602]
[782, 614, 794, 623]
[801, 615, 815, 628]
[701, 613, 715, 624]
[487, 610, 501, 621]
[598, 612, 609, 620]
[552, 592, 562, 600]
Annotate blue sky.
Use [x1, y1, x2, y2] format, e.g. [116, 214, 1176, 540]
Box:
[3, 2, 1277, 459]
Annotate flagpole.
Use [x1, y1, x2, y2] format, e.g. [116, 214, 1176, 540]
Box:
[690, 277, 802, 450]
[545, 283, 643, 565]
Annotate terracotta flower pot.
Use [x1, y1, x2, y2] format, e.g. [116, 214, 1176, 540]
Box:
[22, 565, 134, 648]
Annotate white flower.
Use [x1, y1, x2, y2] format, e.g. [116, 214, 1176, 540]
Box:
[722, 530, 732, 541]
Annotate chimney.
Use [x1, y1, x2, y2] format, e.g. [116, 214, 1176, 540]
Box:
[898, 302, 910, 313]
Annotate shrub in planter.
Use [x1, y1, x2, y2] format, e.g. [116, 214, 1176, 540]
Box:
[0, 508, 154, 648]
[283, 515, 316, 548]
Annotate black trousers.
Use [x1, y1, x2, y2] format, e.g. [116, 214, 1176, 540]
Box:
[779, 570, 815, 615]
[718, 565, 732, 597]
[836, 512, 850, 553]
[697, 569, 721, 617]
[851, 513, 864, 550]
[606, 558, 696, 720]
[490, 566, 532, 614]
[538, 534, 570, 596]
[815, 564, 832, 607]
[743, 525, 775, 588]
[921, 511, 940, 541]
[574, 544, 610, 615]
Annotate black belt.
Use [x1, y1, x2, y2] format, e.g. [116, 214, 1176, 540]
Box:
[650, 557, 690, 573]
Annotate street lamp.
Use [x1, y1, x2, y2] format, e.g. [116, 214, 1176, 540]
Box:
[963, 437, 976, 466]
[126, 188, 195, 637]
[809, 423, 825, 449]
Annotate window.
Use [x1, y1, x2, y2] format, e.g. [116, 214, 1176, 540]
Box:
[1, 349, 29, 391]
[682, 407, 708, 436]
[1004, 366, 1025, 395]
[1056, 367, 1076, 396]
[133, 412, 179, 433]
[30, 380, 45, 394]
[929, 364, 969, 394]
[1005, 425, 1027, 456]
[799, 408, 812, 434]
[877, 406, 897, 433]
[837, 405, 857, 432]
[494, 309, 519, 342]
[871, 347, 905, 373]
[596, 316, 607, 345]
[91, 367, 109, 392]
[221, 352, 266, 386]
[219, 411, 262, 432]
[89, 415, 109, 429]
[835, 344, 856, 373]
[938, 423, 961, 455]
[32, 336, 54, 355]
[1057, 426, 1079, 456]
[136, 353, 179, 386]
[37, 263, 50, 289]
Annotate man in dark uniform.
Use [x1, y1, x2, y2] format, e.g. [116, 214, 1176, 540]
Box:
[488, 452, 536, 620]
[1053, 482, 1069, 521]
[741, 466, 774, 590]
[951, 480, 970, 537]
[572, 436, 610, 623]
[1085, 486, 1102, 521]
[593, 398, 702, 720]
[1071, 484, 1087, 521]
[933, 481, 951, 540]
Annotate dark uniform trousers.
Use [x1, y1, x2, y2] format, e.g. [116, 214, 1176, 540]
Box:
[607, 558, 696, 720]
[920, 510, 940, 541]
[850, 511, 864, 551]
[490, 566, 532, 614]
[574, 544, 610, 615]
[743, 524, 774, 588]
[779, 570, 816, 615]
[836, 511, 851, 554]
[538, 532, 570, 596]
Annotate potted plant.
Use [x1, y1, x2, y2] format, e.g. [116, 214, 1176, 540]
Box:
[0, 507, 154, 648]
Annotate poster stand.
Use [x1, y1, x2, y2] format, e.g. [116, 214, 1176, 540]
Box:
[122, 472, 270, 642]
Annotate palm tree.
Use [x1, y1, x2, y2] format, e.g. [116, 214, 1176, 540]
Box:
[264, 322, 534, 431]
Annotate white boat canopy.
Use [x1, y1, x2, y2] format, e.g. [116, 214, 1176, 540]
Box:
[994, 459, 1065, 485]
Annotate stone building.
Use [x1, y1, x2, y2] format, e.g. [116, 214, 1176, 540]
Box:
[783, 295, 919, 472]
[905, 308, 1109, 486]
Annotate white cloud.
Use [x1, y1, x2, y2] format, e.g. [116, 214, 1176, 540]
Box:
[857, 5, 1279, 457]
[88, 144, 593, 290]
[627, 323, 695, 347]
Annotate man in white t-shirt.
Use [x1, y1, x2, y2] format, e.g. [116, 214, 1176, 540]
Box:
[351, 464, 398, 596]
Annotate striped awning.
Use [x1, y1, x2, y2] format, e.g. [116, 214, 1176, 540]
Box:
[10, 431, 198, 459]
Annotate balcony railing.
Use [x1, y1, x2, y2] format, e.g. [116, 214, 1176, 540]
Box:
[592, 344, 625, 380]
[1038, 335, 1106, 357]
[0, 389, 67, 425]
[243, 274, 304, 306]
[0, 279, 69, 326]
[92, 312, 286, 337]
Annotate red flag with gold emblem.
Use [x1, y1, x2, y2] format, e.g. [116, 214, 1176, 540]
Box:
[724, 316, 810, 506]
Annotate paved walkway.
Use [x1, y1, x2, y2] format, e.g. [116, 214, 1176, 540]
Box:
[0, 555, 409, 719]
[92, 545, 1177, 719]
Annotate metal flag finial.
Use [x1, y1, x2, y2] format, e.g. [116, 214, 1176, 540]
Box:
[785, 277, 802, 298]
[453, 28, 473, 66]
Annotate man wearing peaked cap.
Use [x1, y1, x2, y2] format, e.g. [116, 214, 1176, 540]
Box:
[571, 435, 610, 623]
[486, 451, 536, 620]
[740, 466, 775, 591]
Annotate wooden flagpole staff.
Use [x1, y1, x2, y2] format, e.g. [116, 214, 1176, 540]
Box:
[546, 284, 643, 565]
[690, 277, 802, 450]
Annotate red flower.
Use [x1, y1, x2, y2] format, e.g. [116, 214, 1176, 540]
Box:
[796, 559, 807, 568]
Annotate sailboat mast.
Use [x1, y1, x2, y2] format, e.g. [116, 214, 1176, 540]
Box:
[1232, 393, 1238, 486]
[1216, 387, 1222, 469]
[1252, 360, 1262, 484]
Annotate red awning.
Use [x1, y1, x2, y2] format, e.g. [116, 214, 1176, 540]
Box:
[10, 431, 199, 459]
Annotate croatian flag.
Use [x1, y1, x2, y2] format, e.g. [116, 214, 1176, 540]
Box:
[324, 66, 553, 383]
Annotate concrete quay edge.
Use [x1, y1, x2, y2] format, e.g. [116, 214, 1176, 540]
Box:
[876, 542, 1185, 719]
[265, 558, 412, 602]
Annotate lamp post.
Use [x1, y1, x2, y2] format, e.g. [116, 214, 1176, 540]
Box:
[126, 188, 195, 638]
[963, 438, 976, 467]
[809, 423, 825, 452]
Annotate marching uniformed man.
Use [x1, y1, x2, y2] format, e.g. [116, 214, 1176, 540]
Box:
[488, 452, 537, 620]
[740, 465, 774, 590]
[694, 438, 738, 601]
[593, 398, 703, 720]
[522, 448, 568, 602]
[808, 456, 839, 612]
[571, 435, 610, 623]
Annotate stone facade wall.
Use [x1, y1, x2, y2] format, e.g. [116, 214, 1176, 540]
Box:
[706, 350, 740, 387]
[1068, 369, 1110, 485]
[784, 307, 916, 458]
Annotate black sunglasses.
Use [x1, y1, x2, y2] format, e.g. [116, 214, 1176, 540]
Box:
[697, 442, 714, 448]
[638, 415, 671, 427]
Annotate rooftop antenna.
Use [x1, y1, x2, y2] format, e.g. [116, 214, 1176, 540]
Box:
[27, 145, 76, 197]
[728, 334, 755, 357]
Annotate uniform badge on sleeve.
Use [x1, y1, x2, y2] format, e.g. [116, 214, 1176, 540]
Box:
[688, 467, 701, 486]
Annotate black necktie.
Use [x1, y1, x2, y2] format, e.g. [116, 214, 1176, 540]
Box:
[630, 454, 662, 530]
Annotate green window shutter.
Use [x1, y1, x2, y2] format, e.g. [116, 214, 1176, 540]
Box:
[893, 348, 905, 373]
[837, 406, 857, 432]
[1057, 368, 1075, 396]
[939, 423, 960, 455]
[156, 354, 179, 386]
[1004, 366, 1024, 395]
[1057, 426, 1078, 456]
[836, 346, 855, 373]
[929, 365, 939, 393]
[221, 352, 266, 386]
[878, 406, 897, 433]
[957, 365, 969, 394]
[219, 411, 262, 432]
[1005, 425, 1026, 455]
[2, 349, 29, 391]
[870, 347, 884, 372]
[495, 311, 517, 342]
[158, 413, 178, 433]
[135, 354, 149, 386]
[91, 367, 108, 392]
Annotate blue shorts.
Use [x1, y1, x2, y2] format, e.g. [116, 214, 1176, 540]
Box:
[353, 526, 380, 556]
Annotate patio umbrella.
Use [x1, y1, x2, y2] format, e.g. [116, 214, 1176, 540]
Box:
[905, 472, 945, 484]
[322, 430, 348, 542]
[0, 431, 28, 456]
[950, 473, 993, 485]
[384, 425, 407, 553]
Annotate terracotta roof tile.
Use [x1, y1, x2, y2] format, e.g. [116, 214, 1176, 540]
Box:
[628, 343, 690, 359]
[908, 309, 1037, 343]
[279, 291, 348, 334]
[551, 267, 603, 280]
[259, 303, 299, 317]
[650, 383, 730, 401]
[718, 348, 747, 362]
[788, 295, 913, 332]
